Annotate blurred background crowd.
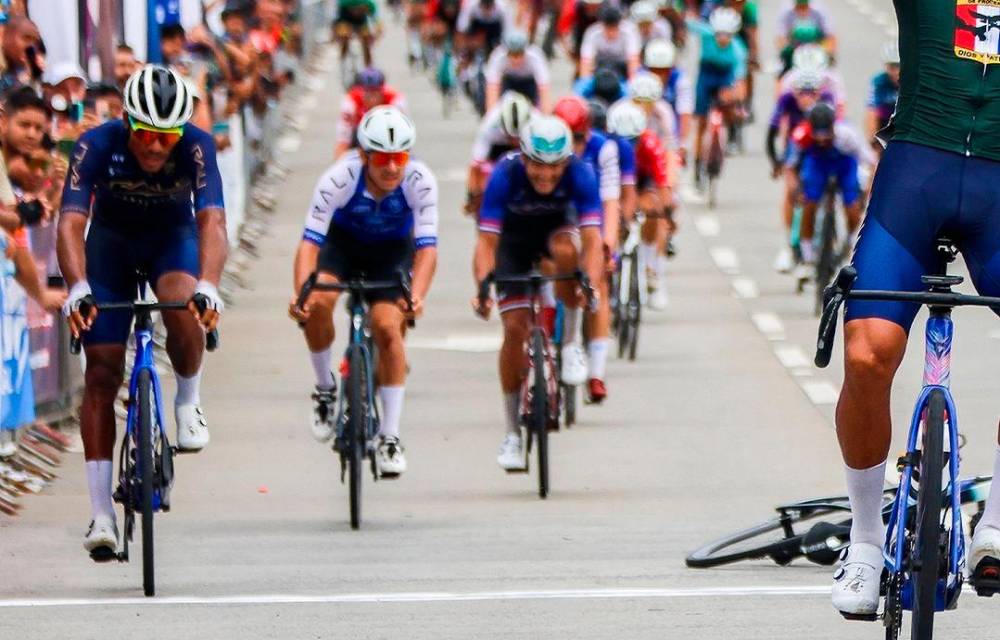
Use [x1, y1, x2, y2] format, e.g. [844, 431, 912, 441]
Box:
[0, 0, 323, 515]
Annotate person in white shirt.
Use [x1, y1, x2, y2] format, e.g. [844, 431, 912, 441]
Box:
[457, 0, 513, 53]
[578, 3, 641, 79]
[630, 1, 672, 47]
[484, 30, 552, 111]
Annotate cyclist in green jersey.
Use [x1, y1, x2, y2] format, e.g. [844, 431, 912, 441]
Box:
[776, 0, 835, 76]
[831, 0, 1000, 618]
[333, 0, 380, 66]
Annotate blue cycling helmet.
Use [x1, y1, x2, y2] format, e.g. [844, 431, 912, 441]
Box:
[355, 67, 385, 89]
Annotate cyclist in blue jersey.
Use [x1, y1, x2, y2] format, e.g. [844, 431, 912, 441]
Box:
[472, 115, 604, 471]
[554, 95, 621, 403]
[688, 7, 746, 188]
[589, 98, 638, 231]
[572, 67, 627, 106]
[865, 42, 900, 153]
[290, 106, 439, 478]
[57, 65, 228, 558]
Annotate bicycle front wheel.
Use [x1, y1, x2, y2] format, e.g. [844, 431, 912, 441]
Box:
[347, 345, 368, 530]
[911, 389, 947, 640]
[627, 249, 641, 361]
[814, 187, 838, 316]
[137, 369, 156, 597]
[531, 330, 549, 499]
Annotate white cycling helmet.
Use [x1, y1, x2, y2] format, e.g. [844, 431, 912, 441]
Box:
[499, 91, 533, 138]
[123, 64, 194, 129]
[881, 41, 900, 65]
[630, 1, 658, 24]
[520, 115, 573, 164]
[708, 7, 741, 35]
[791, 69, 823, 92]
[643, 38, 676, 69]
[357, 105, 416, 152]
[607, 100, 647, 139]
[504, 30, 529, 53]
[627, 71, 663, 103]
[791, 43, 829, 74]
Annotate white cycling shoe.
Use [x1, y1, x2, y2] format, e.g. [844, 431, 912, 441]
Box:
[773, 246, 794, 274]
[175, 404, 209, 451]
[497, 433, 526, 471]
[311, 386, 337, 443]
[970, 525, 1000, 587]
[560, 344, 588, 386]
[376, 436, 407, 477]
[649, 288, 669, 310]
[832, 542, 883, 618]
[84, 514, 119, 561]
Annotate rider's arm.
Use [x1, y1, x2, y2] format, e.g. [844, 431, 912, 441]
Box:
[405, 161, 440, 302]
[865, 80, 881, 142]
[56, 134, 105, 290]
[188, 130, 229, 287]
[296, 158, 359, 291]
[473, 165, 507, 283]
[529, 48, 552, 111]
[570, 162, 605, 284]
[597, 139, 621, 252]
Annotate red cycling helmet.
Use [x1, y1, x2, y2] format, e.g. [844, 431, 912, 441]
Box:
[553, 95, 591, 135]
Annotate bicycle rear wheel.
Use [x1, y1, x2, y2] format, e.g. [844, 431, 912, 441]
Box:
[531, 330, 549, 499]
[627, 249, 641, 361]
[911, 389, 946, 640]
[686, 505, 848, 568]
[137, 369, 155, 597]
[347, 345, 367, 530]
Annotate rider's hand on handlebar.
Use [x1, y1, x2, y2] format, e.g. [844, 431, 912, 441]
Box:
[188, 281, 224, 331]
[288, 293, 312, 323]
[471, 294, 493, 320]
[400, 294, 423, 319]
[63, 282, 97, 338]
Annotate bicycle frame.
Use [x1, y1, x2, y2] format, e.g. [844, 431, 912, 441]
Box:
[334, 295, 380, 450]
[884, 308, 965, 612]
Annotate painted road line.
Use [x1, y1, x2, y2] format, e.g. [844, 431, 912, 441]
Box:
[440, 167, 468, 183]
[408, 334, 503, 353]
[694, 215, 721, 238]
[774, 344, 811, 369]
[801, 381, 839, 405]
[709, 247, 740, 275]
[275, 135, 302, 154]
[751, 312, 785, 340]
[731, 277, 759, 299]
[0, 586, 835, 609]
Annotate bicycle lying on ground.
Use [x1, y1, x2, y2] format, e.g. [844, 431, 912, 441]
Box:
[815, 238, 1000, 639]
[70, 274, 219, 597]
[477, 269, 593, 499]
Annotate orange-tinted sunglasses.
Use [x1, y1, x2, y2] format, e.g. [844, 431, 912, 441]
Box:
[128, 117, 184, 147]
[369, 151, 409, 167]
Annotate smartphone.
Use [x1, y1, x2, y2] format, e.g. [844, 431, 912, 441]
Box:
[68, 102, 84, 123]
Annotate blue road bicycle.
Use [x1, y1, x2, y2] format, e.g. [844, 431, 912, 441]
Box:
[816, 238, 1000, 639]
[70, 274, 218, 597]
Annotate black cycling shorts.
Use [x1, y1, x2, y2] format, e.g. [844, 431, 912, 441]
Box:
[318, 225, 414, 303]
[495, 213, 578, 313]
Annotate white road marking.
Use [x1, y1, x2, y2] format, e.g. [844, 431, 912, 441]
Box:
[774, 344, 811, 369]
[440, 167, 468, 183]
[694, 215, 721, 238]
[801, 381, 839, 405]
[275, 135, 302, 154]
[0, 586, 835, 609]
[731, 277, 759, 299]
[409, 334, 502, 353]
[299, 94, 318, 111]
[751, 312, 785, 340]
[709, 247, 740, 275]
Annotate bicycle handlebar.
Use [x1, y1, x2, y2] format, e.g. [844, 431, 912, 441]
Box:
[815, 265, 1000, 368]
[295, 270, 416, 329]
[69, 300, 220, 355]
[476, 269, 596, 311]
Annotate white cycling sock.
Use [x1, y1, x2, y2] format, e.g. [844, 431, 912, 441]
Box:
[641, 242, 658, 271]
[86, 459, 114, 520]
[377, 386, 405, 439]
[174, 368, 201, 406]
[562, 306, 580, 347]
[541, 282, 557, 307]
[504, 392, 520, 436]
[310, 347, 335, 390]
[588, 338, 610, 380]
[976, 446, 1000, 532]
[800, 239, 816, 264]
[846, 460, 887, 546]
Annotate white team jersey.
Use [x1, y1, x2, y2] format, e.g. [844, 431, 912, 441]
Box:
[484, 45, 551, 85]
[456, 0, 513, 33]
[595, 137, 622, 202]
[579, 20, 642, 64]
[638, 18, 672, 45]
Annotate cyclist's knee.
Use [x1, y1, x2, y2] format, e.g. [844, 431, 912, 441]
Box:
[548, 231, 580, 266]
[843, 320, 907, 389]
[501, 310, 531, 342]
[84, 353, 126, 396]
[371, 308, 404, 346]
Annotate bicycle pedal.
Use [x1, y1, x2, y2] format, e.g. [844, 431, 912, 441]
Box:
[972, 560, 1000, 596]
[504, 467, 530, 474]
[838, 611, 878, 622]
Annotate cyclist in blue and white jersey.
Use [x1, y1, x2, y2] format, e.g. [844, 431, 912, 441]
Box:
[642, 38, 693, 163]
[471, 115, 604, 471]
[57, 65, 228, 558]
[290, 107, 439, 479]
[865, 42, 900, 152]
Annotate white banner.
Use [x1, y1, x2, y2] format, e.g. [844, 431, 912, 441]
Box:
[28, 0, 79, 68]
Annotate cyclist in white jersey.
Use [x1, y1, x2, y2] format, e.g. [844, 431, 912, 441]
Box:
[579, 4, 642, 79]
[466, 91, 537, 216]
[484, 30, 552, 112]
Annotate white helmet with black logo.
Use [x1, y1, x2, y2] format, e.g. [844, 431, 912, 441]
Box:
[357, 106, 416, 152]
[499, 91, 533, 138]
[123, 64, 194, 129]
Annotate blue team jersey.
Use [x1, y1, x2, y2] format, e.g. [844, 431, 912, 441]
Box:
[478, 154, 603, 235]
[61, 120, 224, 232]
[867, 72, 899, 126]
[580, 132, 609, 179]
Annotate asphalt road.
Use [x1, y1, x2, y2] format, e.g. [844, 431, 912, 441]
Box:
[2, 2, 999, 638]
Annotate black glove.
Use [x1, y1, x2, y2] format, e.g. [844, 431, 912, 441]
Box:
[16, 200, 44, 227]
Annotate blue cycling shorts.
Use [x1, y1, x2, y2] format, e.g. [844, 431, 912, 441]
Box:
[695, 66, 735, 116]
[800, 150, 860, 206]
[84, 222, 200, 345]
[847, 141, 1000, 330]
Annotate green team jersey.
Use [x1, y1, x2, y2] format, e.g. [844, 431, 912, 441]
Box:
[890, 0, 1000, 161]
[338, 0, 378, 16]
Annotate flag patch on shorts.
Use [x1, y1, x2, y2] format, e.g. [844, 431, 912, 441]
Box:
[955, 0, 1000, 63]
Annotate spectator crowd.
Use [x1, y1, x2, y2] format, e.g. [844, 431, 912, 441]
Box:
[0, 0, 312, 516]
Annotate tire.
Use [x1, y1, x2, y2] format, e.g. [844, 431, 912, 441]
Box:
[563, 382, 576, 427]
[686, 505, 847, 569]
[911, 389, 946, 640]
[627, 249, 641, 362]
[814, 186, 838, 316]
[617, 255, 632, 358]
[348, 345, 367, 530]
[530, 330, 549, 499]
[137, 369, 155, 597]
